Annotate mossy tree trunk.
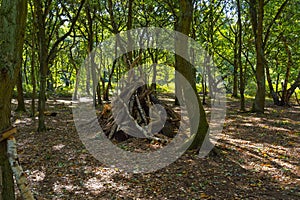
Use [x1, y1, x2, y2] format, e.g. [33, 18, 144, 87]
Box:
[0, 0, 27, 199]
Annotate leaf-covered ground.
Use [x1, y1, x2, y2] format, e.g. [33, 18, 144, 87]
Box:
[12, 97, 300, 199]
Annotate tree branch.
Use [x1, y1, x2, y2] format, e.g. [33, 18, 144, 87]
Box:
[263, 0, 289, 47]
[48, 0, 86, 62]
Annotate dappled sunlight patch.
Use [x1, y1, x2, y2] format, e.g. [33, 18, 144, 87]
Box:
[52, 144, 66, 151]
[84, 167, 129, 193]
[218, 134, 300, 187]
[28, 170, 46, 182]
[13, 118, 33, 126]
[84, 178, 104, 191]
[242, 123, 254, 127]
[53, 182, 81, 194]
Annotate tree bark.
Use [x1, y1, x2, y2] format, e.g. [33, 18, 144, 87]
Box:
[30, 1, 37, 118]
[237, 0, 245, 111]
[233, 35, 238, 98]
[287, 70, 300, 103]
[0, 0, 27, 199]
[266, 61, 280, 105]
[174, 0, 209, 150]
[15, 67, 26, 112]
[34, 0, 48, 132]
[86, 2, 98, 106]
[281, 35, 292, 105]
[250, 0, 266, 113]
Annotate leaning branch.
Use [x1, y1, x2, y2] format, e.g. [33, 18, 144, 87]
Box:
[7, 137, 35, 200]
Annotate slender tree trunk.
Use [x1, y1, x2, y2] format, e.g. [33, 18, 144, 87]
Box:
[16, 68, 26, 112]
[237, 0, 245, 111]
[85, 61, 91, 95]
[31, 48, 36, 117]
[202, 51, 209, 105]
[233, 35, 238, 98]
[97, 83, 102, 105]
[37, 30, 48, 132]
[0, 0, 27, 199]
[104, 59, 117, 101]
[266, 62, 280, 105]
[251, 0, 265, 113]
[281, 35, 292, 105]
[126, 0, 133, 64]
[287, 70, 300, 103]
[275, 59, 280, 94]
[30, 2, 36, 118]
[149, 48, 158, 94]
[38, 60, 48, 132]
[86, 2, 97, 106]
[34, 0, 48, 132]
[73, 68, 80, 100]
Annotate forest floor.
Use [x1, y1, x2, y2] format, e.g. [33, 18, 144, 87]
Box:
[12, 96, 300, 200]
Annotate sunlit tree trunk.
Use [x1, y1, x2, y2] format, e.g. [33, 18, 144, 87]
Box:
[0, 0, 27, 199]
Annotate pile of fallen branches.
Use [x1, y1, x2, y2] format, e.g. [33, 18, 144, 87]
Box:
[98, 86, 180, 143]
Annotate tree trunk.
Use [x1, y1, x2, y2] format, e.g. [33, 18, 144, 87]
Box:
[237, 0, 245, 111]
[281, 35, 292, 105]
[37, 59, 48, 132]
[266, 62, 280, 105]
[233, 35, 238, 98]
[287, 70, 300, 102]
[34, 0, 48, 132]
[126, 0, 133, 64]
[96, 82, 102, 105]
[174, 0, 209, 150]
[15, 70, 26, 112]
[30, 2, 37, 118]
[31, 43, 36, 118]
[86, 2, 98, 106]
[73, 68, 80, 100]
[0, 0, 27, 199]
[251, 0, 265, 113]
